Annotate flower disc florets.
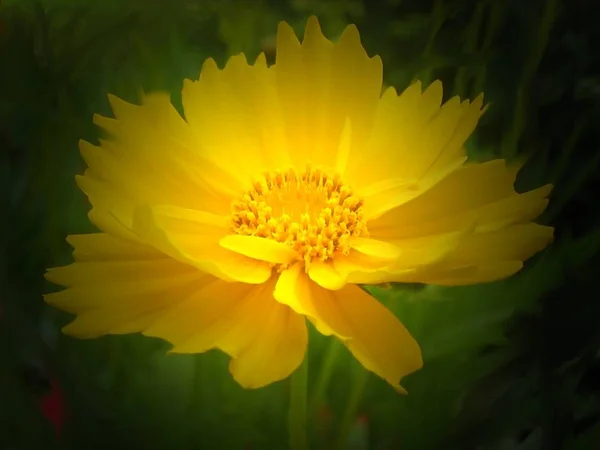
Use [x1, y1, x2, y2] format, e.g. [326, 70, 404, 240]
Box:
[230, 166, 368, 269]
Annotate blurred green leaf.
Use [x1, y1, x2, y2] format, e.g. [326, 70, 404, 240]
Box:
[568, 421, 600, 450]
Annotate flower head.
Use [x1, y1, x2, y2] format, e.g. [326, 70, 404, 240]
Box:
[45, 17, 553, 390]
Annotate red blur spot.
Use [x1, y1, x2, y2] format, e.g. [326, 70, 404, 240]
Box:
[38, 378, 65, 438]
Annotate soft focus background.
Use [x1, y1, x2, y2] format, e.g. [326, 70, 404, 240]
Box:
[1, 0, 600, 449]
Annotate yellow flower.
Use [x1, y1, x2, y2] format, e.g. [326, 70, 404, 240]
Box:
[45, 16, 553, 391]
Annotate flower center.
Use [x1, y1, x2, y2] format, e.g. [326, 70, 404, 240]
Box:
[230, 166, 368, 269]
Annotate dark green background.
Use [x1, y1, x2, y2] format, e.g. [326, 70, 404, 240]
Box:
[1, 0, 600, 449]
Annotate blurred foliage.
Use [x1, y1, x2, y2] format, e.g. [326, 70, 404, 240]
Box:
[1, 0, 600, 449]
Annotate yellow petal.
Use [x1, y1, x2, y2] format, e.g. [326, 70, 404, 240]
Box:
[345, 268, 417, 285]
[334, 228, 469, 284]
[228, 299, 307, 389]
[221, 53, 291, 170]
[183, 53, 291, 183]
[388, 229, 470, 270]
[333, 249, 418, 285]
[146, 278, 308, 389]
[369, 211, 477, 244]
[440, 223, 554, 266]
[75, 173, 138, 239]
[274, 263, 338, 336]
[328, 22, 382, 174]
[332, 284, 423, 390]
[347, 83, 485, 214]
[345, 81, 428, 188]
[66, 233, 160, 262]
[143, 278, 257, 347]
[475, 184, 552, 232]
[398, 95, 462, 179]
[182, 61, 260, 185]
[45, 257, 188, 289]
[415, 261, 525, 285]
[298, 16, 335, 166]
[219, 234, 298, 264]
[332, 249, 396, 283]
[357, 177, 419, 220]
[427, 94, 487, 176]
[61, 308, 168, 338]
[395, 223, 553, 285]
[274, 20, 305, 170]
[274, 263, 317, 317]
[45, 259, 207, 335]
[420, 80, 444, 120]
[87, 95, 235, 217]
[343, 85, 404, 186]
[102, 92, 195, 152]
[275, 268, 422, 389]
[78, 92, 240, 239]
[308, 260, 347, 290]
[335, 117, 352, 175]
[368, 160, 535, 240]
[350, 237, 402, 260]
[359, 157, 467, 220]
[274, 16, 382, 171]
[132, 204, 272, 284]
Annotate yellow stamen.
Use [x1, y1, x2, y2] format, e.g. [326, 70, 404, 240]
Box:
[230, 166, 368, 270]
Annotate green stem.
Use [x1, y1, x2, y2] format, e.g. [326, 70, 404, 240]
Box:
[501, 0, 559, 160]
[333, 367, 370, 450]
[309, 339, 341, 415]
[454, 1, 486, 98]
[548, 118, 585, 183]
[472, 0, 506, 95]
[289, 357, 309, 450]
[416, 0, 446, 86]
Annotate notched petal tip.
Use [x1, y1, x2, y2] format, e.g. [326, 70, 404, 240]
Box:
[61, 319, 100, 339]
[74, 174, 87, 191]
[371, 52, 383, 66]
[44, 268, 64, 287]
[300, 16, 332, 54]
[277, 20, 301, 47]
[182, 78, 196, 91]
[140, 90, 173, 106]
[394, 384, 409, 395]
[381, 85, 398, 99]
[78, 138, 91, 150]
[92, 112, 116, 132]
[78, 140, 101, 169]
[411, 80, 423, 92]
[304, 15, 324, 39]
[106, 92, 121, 107]
[200, 57, 220, 78]
[106, 93, 138, 119]
[472, 92, 485, 106]
[339, 22, 362, 44]
[225, 52, 249, 70]
[528, 183, 553, 207]
[425, 79, 443, 95]
[306, 15, 320, 25]
[254, 51, 267, 67]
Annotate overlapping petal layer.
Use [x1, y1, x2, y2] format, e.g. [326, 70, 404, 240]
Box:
[79, 94, 239, 227]
[274, 263, 421, 391]
[45, 234, 306, 388]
